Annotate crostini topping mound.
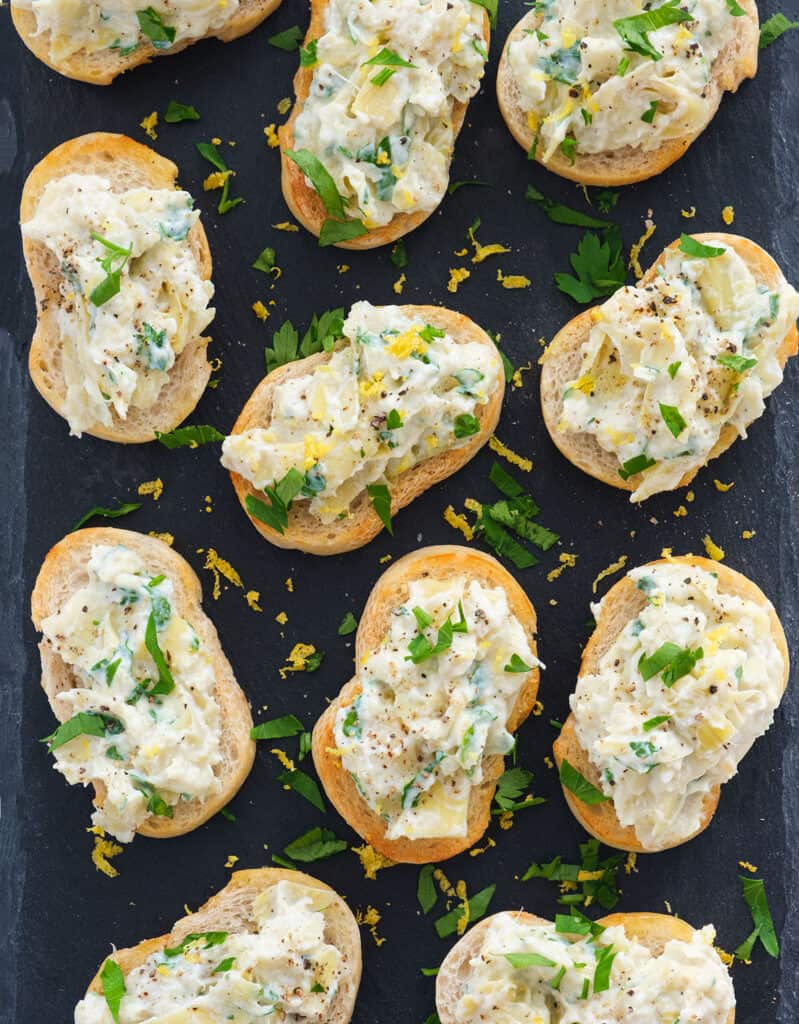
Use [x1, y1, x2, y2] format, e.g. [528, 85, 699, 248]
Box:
[40, 544, 222, 842]
[13, 0, 238, 61]
[332, 574, 539, 840]
[572, 562, 785, 848]
[452, 912, 734, 1023]
[556, 239, 799, 500]
[22, 173, 214, 436]
[221, 301, 501, 525]
[507, 0, 742, 163]
[292, 0, 487, 228]
[74, 880, 347, 1023]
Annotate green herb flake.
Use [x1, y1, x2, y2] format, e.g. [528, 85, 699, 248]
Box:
[643, 715, 671, 732]
[717, 353, 758, 373]
[448, 180, 489, 195]
[454, 413, 480, 439]
[163, 931, 228, 957]
[268, 25, 303, 51]
[154, 424, 225, 449]
[555, 226, 626, 304]
[144, 610, 175, 695]
[679, 234, 726, 258]
[418, 863, 438, 914]
[736, 876, 779, 958]
[504, 952, 557, 968]
[525, 186, 611, 229]
[282, 826, 348, 864]
[434, 884, 495, 937]
[367, 483, 393, 534]
[641, 100, 658, 123]
[613, 1, 692, 61]
[659, 403, 687, 438]
[277, 768, 326, 812]
[251, 713, 304, 740]
[759, 12, 799, 48]
[559, 759, 610, 804]
[338, 612, 358, 636]
[504, 653, 533, 673]
[136, 6, 176, 48]
[618, 453, 656, 480]
[164, 100, 199, 123]
[71, 500, 140, 532]
[100, 959, 126, 1023]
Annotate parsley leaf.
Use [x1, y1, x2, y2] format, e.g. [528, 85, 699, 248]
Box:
[281, 826, 348, 864]
[88, 232, 132, 307]
[618, 453, 656, 480]
[196, 142, 244, 215]
[287, 149, 346, 218]
[71, 500, 140, 532]
[759, 12, 799, 49]
[559, 759, 610, 804]
[390, 239, 408, 268]
[136, 6, 175, 48]
[736, 876, 779, 958]
[659, 403, 687, 438]
[100, 959, 126, 1023]
[367, 483, 393, 534]
[679, 234, 725, 258]
[525, 186, 611, 228]
[418, 864, 438, 914]
[469, 0, 497, 27]
[277, 768, 326, 812]
[164, 100, 199, 123]
[338, 612, 358, 636]
[434, 884, 495, 937]
[613, 0, 692, 61]
[155, 424, 225, 449]
[251, 714, 304, 740]
[505, 952, 557, 968]
[42, 711, 124, 751]
[454, 413, 480, 438]
[144, 610, 175, 695]
[555, 227, 626, 303]
[164, 932, 228, 957]
[319, 218, 368, 246]
[718, 353, 757, 373]
[268, 25, 303, 51]
[447, 180, 489, 195]
[504, 653, 533, 673]
[252, 247, 278, 275]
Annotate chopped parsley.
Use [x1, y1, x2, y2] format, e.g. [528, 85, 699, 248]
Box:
[154, 424, 225, 448]
[250, 714, 304, 740]
[434, 884, 495, 938]
[277, 768, 326, 812]
[554, 226, 626, 304]
[136, 6, 175, 48]
[613, 1, 692, 61]
[268, 25, 303, 51]
[679, 234, 725, 258]
[164, 100, 199, 123]
[418, 863, 438, 914]
[71, 500, 140, 532]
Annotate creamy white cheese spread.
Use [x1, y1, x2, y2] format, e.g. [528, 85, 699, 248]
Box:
[507, 0, 742, 163]
[292, 0, 487, 228]
[40, 544, 222, 842]
[13, 0, 238, 61]
[557, 238, 799, 500]
[22, 173, 214, 436]
[221, 301, 501, 525]
[332, 574, 539, 840]
[74, 880, 346, 1024]
[453, 911, 735, 1024]
[571, 562, 785, 848]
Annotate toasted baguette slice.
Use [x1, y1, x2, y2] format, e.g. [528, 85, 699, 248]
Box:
[228, 305, 504, 554]
[312, 545, 540, 863]
[496, 5, 758, 186]
[83, 868, 362, 1024]
[278, 1, 489, 249]
[21, 133, 213, 443]
[437, 910, 734, 1024]
[540, 234, 799, 495]
[31, 527, 256, 839]
[553, 555, 790, 853]
[11, 0, 282, 85]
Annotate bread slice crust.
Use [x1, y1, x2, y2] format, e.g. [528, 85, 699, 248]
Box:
[227, 304, 504, 554]
[553, 555, 790, 853]
[312, 545, 540, 863]
[278, 0, 489, 248]
[496, 5, 758, 186]
[83, 867, 362, 1024]
[11, 0, 283, 85]
[437, 909, 734, 1024]
[31, 527, 256, 839]
[20, 132, 214, 443]
[540, 233, 799, 495]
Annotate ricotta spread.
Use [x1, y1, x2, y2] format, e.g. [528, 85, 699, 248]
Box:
[40, 544, 222, 842]
[13, 0, 237, 61]
[332, 575, 539, 840]
[22, 173, 214, 436]
[507, 0, 741, 163]
[572, 562, 785, 848]
[74, 880, 347, 1024]
[557, 239, 799, 500]
[453, 911, 735, 1024]
[221, 301, 501, 525]
[292, 0, 487, 228]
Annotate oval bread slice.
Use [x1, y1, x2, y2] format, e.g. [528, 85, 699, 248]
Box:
[552, 555, 790, 853]
[540, 234, 799, 495]
[278, 0, 489, 248]
[82, 867, 362, 1024]
[227, 305, 504, 554]
[312, 545, 540, 863]
[437, 909, 734, 1024]
[496, 5, 758, 186]
[11, 0, 283, 85]
[20, 132, 214, 443]
[30, 526, 256, 839]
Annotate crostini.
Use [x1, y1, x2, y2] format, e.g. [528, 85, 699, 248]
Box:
[279, 0, 490, 248]
[437, 909, 735, 1024]
[21, 133, 215, 441]
[497, 0, 758, 185]
[11, 0, 282, 85]
[74, 868, 362, 1023]
[31, 527, 255, 842]
[540, 234, 799, 500]
[312, 545, 541, 863]
[222, 301, 504, 554]
[553, 555, 789, 853]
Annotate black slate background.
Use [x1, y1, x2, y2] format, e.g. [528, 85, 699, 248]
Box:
[1, 2, 798, 1021]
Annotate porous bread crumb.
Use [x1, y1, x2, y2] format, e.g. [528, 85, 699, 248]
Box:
[353, 844, 395, 879]
[252, 300, 269, 321]
[275, 611, 288, 625]
[264, 124, 280, 148]
[245, 590, 262, 612]
[547, 553, 578, 582]
[592, 555, 627, 593]
[488, 436, 532, 471]
[443, 505, 474, 541]
[629, 219, 656, 279]
[713, 479, 735, 492]
[273, 222, 299, 232]
[224, 854, 239, 869]
[138, 478, 163, 501]
[511, 361, 533, 389]
[393, 273, 406, 294]
[285, 577, 294, 592]
[148, 531, 174, 546]
[722, 205, 735, 225]
[703, 534, 725, 561]
[270, 748, 295, 771]
[469, 837, 496, 857]
[497, 269, 532, 289]
[140, 111, 158, 140]
[447, 267, 470, 293]
[197, 548, 243, 600]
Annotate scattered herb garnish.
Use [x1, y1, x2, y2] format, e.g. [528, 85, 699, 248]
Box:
[523, 839, 623, 910]
[131, 777, 173, 818]
[144, 610, 175, 694]
[555, 226, 626, 303]
[659, 403, 687, 438]
[286, 149, 367, 245]
[717, 353, 757, 373]
[418, 864, 438, 914]
[505, 952, 557, 968]
[679, 234, 725, 258]
[362, 47, 417, 86]
[613, 1, 692, 61]
[492, 766, 545, 815]
[454, 413, 480, 438]
[154, 424, 225, 448]
[618, 453, 656, 480]
[338, 612, 358, 636]
[643, 715, 671, 731]
[251, 714, 304, 740]
[406, 601, 468, 664]
[593, 944, 617, 993]
[759, 12, 799, 49]
[504, 654, 534, 673]
[264, 308, 345, 373]
[253, 247, 279, 276]
[448, 180, 489, 195]
[278, 768, 326, 812]
[468, 0, 497, 27]
[525, 186, 611, 229]
[89, 232, 132, 307]
[390, 239, 408, 268]
[735, 875, 779, 959]
[71, 500, 140, 532]
[367, 483, 393, 534]
[299, 38, 318, 66]
[164, 932, 228, 957]
[278, 826, 348, 865]
[213, 957, 236, 973]
[559, 759, 610, 804]
[434, 884, 495, 938]
[164, 100, 199, 123]
[136, 6, 175, 48]
[268, 25, 303, 51]
[641, 100, 658, 123]
[196, 141, 244, 214]
[42, 711, 124, 751]
[638, 642, 703, 686]
[100, 959, 126, 1023]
